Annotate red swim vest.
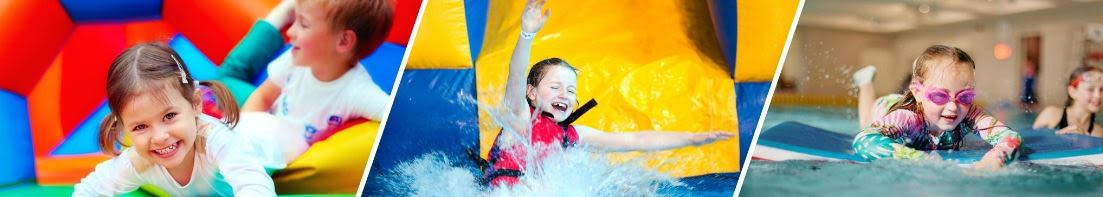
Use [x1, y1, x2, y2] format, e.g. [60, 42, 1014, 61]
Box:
[484, 111, 579, 187]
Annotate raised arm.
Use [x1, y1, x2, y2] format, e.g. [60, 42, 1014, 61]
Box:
[500, 0, 550, 134]
[574, 125, 733, 152]
[218, 0, 295, 83]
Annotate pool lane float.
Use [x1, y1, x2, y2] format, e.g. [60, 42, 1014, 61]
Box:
[753, 121, 1103, 165]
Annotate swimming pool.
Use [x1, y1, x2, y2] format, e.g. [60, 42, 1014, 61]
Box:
[744, 105, 1103, 196]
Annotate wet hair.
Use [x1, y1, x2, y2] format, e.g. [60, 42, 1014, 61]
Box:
[299, 0, 394, 60]
[886, 45, 979, 149]
[525, 57, 578, 107]
[1064, 66, 1103, 107]
[98, 42, 240, 156]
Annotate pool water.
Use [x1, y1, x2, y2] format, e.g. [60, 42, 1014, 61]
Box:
[744, 105, 1103, 196]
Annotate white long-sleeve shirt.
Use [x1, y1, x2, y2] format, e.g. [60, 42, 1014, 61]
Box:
[73, 115, 276, 196]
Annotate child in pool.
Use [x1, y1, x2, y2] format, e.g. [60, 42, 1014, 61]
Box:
[74, 43, 276, 196]
[484, 0, 734, 187]
[1032, 66, 1103, 138]
[851, 45, 1022, 170]
[218, 0, 393, 164]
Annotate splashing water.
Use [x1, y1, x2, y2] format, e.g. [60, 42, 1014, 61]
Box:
[377, 93, 689, 196]
[380, 148, 686, 196]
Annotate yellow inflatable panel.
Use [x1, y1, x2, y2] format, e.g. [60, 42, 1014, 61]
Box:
[475, 0, 738, 177]
[735, 0, 800, 82]
[404, 0, 473, 69]
[273, 121, 380, 194]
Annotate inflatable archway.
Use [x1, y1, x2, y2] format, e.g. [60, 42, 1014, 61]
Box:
[0, 0, 421, 194]
[364, 0, 799, 195]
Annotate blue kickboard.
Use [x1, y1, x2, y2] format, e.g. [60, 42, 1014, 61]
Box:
[758, 121, 1103, 163]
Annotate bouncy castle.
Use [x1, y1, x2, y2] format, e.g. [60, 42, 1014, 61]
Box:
[0, 0, 419, 195]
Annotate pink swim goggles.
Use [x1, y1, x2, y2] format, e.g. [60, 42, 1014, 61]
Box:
[914, 82, 975, 106]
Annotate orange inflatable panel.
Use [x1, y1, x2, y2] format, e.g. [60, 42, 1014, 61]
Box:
[35, 154, 112, 185]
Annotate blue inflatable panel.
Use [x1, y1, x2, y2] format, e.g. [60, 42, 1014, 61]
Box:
[0, 90, 34, 185]
[707, 0, 737, 76]
[463, 0, 488, 60]
[361, 42, 406, 94]
[735, 82, 770, 166]
[51, 101, 110, 156]
[757, 121, 1103, 164]
[61, 0, 162, 23]
[363, 69, 480, 195]
[169, 34, 221, 81]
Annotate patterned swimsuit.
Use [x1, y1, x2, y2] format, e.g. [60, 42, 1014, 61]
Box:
[852, 94, 1022, 162]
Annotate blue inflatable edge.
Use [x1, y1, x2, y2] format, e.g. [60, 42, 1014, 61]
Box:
[61, 0, 162, 24]
[50, 101, 110, 156]
[169, 34, 221, 81]
[0, 90, 34, 185]
[735, 82, 770, 167]
[707, 0, 737, 77]
[464, 0, 488, 61]
[361, 42, 407, 94]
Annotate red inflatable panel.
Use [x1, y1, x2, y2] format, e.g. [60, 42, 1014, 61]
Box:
[58, 24, 126, 137]
[386, 0, 422, 46]
[163, 0, 279, 65]
[0, 0, 74, 96]
[125, 21, 176, 46]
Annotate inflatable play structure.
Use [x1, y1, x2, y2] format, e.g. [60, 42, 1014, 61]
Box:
[0, 0, 420, 195]
[364, 0, 798, 195]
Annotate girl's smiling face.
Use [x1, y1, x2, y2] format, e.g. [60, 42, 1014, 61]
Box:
[1070, 71, 1103, 112]
[119, 87, 201, 172]
[914, 61, 975, 132]
[528, 65, 578, 122]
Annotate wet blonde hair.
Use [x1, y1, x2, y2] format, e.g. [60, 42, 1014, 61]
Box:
[887, 45, 979, 148]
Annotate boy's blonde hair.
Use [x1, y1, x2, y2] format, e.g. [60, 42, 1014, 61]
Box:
[300, 0, 394, 59]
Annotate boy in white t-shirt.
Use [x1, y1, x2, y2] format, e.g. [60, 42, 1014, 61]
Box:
[231, 0, 393, 163]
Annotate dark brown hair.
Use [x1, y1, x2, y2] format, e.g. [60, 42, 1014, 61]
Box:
[301, 0, 394, 60]
[98, 42, 240, 156]
[525, 58, 578, 107]
[887, 45, 978, 149]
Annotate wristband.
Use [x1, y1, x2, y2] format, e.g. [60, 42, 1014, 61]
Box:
[521, 31, 536, 40]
